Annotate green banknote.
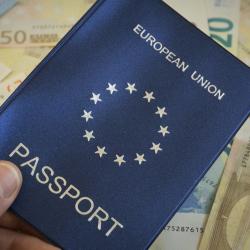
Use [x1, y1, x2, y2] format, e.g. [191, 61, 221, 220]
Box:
[205, 0, 240, 56]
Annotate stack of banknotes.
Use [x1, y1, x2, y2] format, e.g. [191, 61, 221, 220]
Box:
[0, 1, 249, 249]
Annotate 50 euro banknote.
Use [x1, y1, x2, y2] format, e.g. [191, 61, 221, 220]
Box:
[0, 47, 49, 104]
[0, 61, 11, 81]
[0, 0, 95, 48]
[0, 73, 26, 105]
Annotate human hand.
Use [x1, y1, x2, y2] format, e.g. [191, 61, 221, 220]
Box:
[0, 161, 60, 250]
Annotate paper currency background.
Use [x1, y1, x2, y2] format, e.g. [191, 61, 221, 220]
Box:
[0, 1, 249, 250]
[0, 0, 95, 105]
[200, 118, 250, 249]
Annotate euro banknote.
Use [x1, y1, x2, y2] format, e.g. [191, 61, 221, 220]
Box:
[205, 0, 240, 55]
[0, 73, 26, 105]
[0, 0, 16, 16]
[0, 62, 11, 81]
[0, 0, 95, 103]
[163, 0, 209, 35]
[0, 48, 46, 75]
[0, 0, 95, 48]
[238, 0, 250, 66]
[0, 46, 53, 106]
[150, 148, 230, 250]
[199, 118, 250, 250]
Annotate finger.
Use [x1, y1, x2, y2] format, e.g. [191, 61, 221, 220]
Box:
[0, 161, 22, 217]
[0, 212, 44, 239]
[0, 227, 60, 250]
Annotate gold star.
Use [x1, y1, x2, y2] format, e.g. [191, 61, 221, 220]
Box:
[150, 143, 162, 154]
[95, 146, 107, 158]
[83, 130, 95, 141]
[155, 106, 167, 118]
[106, 83, 118, 94]
[81, 110, 93, 122]
[90, 92, 102, 104]
[158, 126, 170, 137]
[143, 91, 155, 103]
[114, 154, 126, 166]
[134, 153, 146, 165]
[125, 83, 137, 94]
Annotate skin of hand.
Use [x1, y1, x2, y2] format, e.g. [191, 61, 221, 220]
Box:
[0, 161, 60, 250]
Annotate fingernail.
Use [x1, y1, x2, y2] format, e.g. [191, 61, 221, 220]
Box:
[0, 161, 21, 199]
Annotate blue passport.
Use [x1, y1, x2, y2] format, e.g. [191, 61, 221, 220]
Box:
[0, 0, 249, 249]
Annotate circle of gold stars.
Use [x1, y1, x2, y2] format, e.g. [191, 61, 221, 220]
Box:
[81, 82, 170, 167]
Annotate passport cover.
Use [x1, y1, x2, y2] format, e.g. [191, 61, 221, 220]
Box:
[0, 0, 250, 249]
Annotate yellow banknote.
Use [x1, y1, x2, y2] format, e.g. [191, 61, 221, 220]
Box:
[0, 46, 55, 105]
[0, 48, 45, 75]
[199, 118, 250, 250]
[0, 0, 95, 48]
[205, 0, 240, 56]
[238, 0, 250, 66]
[0, 73, 26, 106]
[0, 0, 96, 105]
[0, 61, 11, 81]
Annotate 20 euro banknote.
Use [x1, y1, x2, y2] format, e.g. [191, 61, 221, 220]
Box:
[238, 0, 250, 66]
[205, 0, 240, 55]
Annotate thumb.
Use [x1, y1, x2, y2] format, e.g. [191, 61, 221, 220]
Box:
[0, 161, 22, 217]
